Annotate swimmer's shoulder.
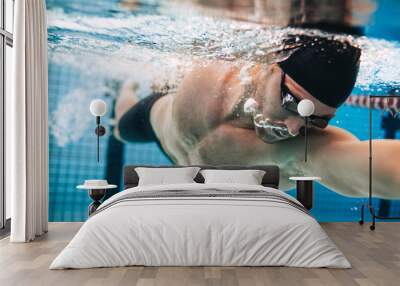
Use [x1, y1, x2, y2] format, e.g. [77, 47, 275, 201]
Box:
[186, 60, 238, 79]
[178, 60, 240, 97]
[312, 125, 359, 143]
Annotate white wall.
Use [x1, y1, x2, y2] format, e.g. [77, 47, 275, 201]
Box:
[5, 43, 13, 220]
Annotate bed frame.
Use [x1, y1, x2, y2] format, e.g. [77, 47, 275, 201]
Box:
[123, 165, 280, 190]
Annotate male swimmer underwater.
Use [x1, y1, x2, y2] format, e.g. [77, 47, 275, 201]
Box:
[114, 35, 400, 198]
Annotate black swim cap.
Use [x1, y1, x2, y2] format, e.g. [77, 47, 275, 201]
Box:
[278, 35, 361, 108]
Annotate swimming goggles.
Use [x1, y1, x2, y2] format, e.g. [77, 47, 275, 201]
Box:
[280, 72, 332, 129]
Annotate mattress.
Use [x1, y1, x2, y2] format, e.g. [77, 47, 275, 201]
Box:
[50, 183, 350, 269]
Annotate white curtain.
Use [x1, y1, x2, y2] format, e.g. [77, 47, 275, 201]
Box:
[8, 0, 49, 242]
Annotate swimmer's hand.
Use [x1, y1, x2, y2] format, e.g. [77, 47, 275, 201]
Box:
[114, 79, 140, 143]
[113, 121, 128, 143]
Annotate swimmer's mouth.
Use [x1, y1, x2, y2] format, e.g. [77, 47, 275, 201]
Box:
[266, 126, 294, 141]
[242, 99, 297, 143]
[253, 114, 296, 144]
[272, 127, 293, 139]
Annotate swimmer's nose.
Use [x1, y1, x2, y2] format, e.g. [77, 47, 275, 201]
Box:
[283, 116, 305, 136]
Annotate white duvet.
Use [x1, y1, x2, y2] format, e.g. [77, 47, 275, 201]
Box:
[50, 183, 350, 269]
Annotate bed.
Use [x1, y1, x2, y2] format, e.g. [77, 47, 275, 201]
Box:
[50, 165, 350, 269]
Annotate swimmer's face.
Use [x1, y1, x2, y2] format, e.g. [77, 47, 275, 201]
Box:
[256, 64, 336, 137]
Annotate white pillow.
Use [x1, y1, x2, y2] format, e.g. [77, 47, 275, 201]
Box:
[135, 167, 200, 186]
[200, 169, 266, 185]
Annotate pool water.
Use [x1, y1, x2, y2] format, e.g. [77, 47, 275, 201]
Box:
[46, 0, 400, 222]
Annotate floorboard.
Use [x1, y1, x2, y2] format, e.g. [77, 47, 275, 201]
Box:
[0, 222, 399, 286]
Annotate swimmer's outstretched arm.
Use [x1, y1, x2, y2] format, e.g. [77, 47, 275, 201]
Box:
[308, 127, 400, 199]
[200, 123, 400, 199]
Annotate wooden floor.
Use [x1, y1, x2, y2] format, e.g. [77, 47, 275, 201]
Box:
[0, 223, 399, 286]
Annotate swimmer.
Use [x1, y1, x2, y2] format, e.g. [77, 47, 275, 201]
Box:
[114, 35, 400, 199]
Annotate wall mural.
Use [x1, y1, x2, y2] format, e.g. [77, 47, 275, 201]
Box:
[47, 0, 400, 221]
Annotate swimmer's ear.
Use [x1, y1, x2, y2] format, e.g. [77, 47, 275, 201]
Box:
[243, 98, 259, 114]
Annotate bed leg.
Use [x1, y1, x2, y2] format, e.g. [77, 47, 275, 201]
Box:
[359, 204, 364, 225]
